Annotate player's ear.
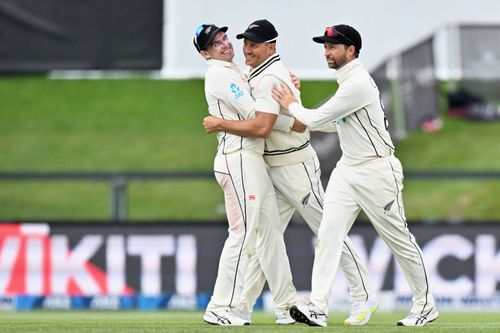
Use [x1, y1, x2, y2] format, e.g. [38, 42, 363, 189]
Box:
[269, 42, 276, 53]
[200, 50, 211, 60]
[345, 45, 356, 59]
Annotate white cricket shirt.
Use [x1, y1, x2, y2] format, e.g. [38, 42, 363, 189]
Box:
[248, 53, 316, 166]
[288, 59, 395, 166]
[204, 59, 264, 155]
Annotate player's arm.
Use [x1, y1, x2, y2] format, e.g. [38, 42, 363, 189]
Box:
[204, 112, 303, 135]
[205, 75, 284, 137]
[204, 112, 277, 138]
[206, 67, 298, 135]
[267, 74, 306, 132]
[222, 71, 297, 133]
[262, 70, 301, 133]
[273, 82, 365, 128]
[309, 121, 337, 133]
[271, 106, 332, 133]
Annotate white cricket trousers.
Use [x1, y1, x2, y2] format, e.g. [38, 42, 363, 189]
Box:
[206, 150, 296, 314]
[310, 155, 435, 314]
[239, 155, 373, 316]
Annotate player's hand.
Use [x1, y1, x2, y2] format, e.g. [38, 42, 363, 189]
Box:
[291, 118, 307, 133]
[272, 84, 297, 109]
[289, 70, 301, 90]
[203, 116, 221, 133]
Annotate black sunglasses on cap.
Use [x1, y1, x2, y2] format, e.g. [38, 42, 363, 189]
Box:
[325, 26, 355, 46]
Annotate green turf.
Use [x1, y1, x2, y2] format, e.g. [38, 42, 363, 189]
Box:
[0, 311, 498, 333]
[0, 78, 211, 170]
[0, 77, 499, 221]
[395, 115, 500, 170]
[395, 112, 500, 221]
[0, 180, 225, 220]
[403, 179, 500, 221]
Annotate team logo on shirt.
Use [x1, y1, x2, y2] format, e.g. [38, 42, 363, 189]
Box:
[230, 83, 244, 100]
[383, 199, 395, 214]
[248, 194, 256, 200]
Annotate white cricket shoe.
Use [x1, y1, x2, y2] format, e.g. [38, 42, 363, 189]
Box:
[233, 307, 252, 324]
[397, 308, 439, 326]
[344, 299, 379, 326]
[289, 302, 328, 327]
[203, 308, 250, 326]
[275, 311, 295, 325]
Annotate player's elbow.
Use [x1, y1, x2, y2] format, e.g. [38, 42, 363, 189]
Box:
[256, 126, 273, 138]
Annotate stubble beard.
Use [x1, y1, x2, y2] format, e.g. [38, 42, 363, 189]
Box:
[327, 55, 347, 70]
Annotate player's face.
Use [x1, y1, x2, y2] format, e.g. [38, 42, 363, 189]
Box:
[243, 40, 275, 68]
[206, 32, 234, 62]
[324, 43, 351, 69]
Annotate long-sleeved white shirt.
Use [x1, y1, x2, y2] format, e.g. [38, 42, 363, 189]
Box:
[205, 59, 264, 155]
[288, 59, 395, 165]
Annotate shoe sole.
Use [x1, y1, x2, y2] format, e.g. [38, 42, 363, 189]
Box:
[397, 313, 439, 326]
[203, 315, 250, 326]
[289, 305, 325, 327]
[204, 319, 250, 326]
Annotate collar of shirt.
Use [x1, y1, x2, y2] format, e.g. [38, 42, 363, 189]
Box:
[336, 58, 363, 84]
[207, 59, 239, 70]
[207, 59, 247, 84]
[248, 52, 280, 74]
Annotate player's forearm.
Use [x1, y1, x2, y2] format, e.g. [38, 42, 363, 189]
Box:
[288, 94, 354, 129]
[288, 103, 316, 127]
[217, 118, 272, 138]
[309, 121, 338, 133]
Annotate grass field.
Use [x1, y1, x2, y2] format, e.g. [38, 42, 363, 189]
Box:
[1, 77, 500, 221]
[0, 311, 499, 333]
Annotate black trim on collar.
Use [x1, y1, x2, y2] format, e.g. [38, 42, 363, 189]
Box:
[248, 54, 281, 82]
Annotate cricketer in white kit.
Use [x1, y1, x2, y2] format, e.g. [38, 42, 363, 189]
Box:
[194, 23, 295, 326]
[273, 24, 439, 328]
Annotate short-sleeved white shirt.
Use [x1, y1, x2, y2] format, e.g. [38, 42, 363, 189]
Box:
[247, 54, 315, 166]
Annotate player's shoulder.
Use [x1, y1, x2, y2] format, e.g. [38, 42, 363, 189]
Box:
[254, 72, 286, 91]
[206, 63, 232, 78]
[206, 65, 242, 86]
